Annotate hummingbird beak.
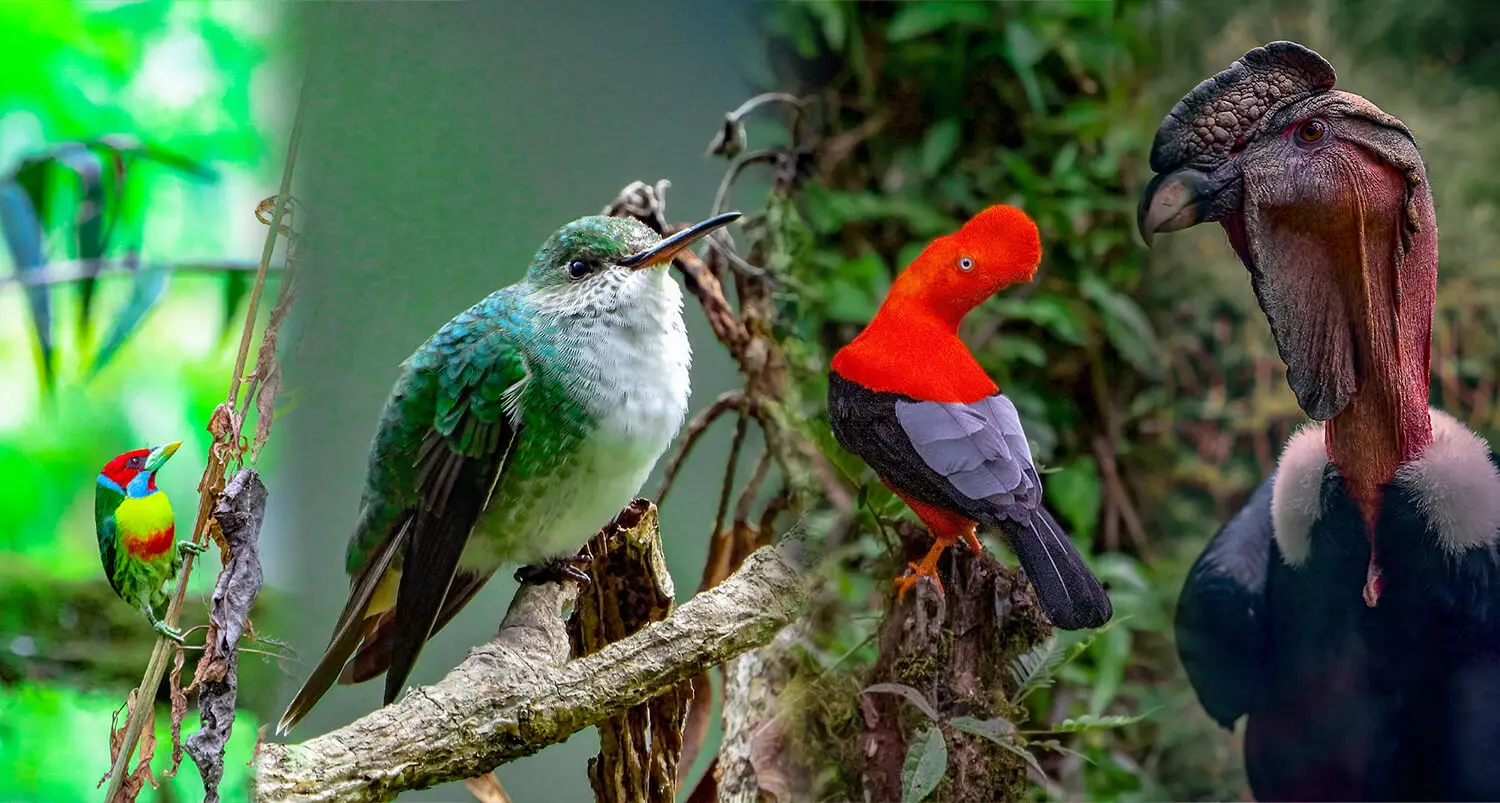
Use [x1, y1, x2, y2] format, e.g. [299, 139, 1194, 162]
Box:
[144, 441, 182, 472]
[617, 212, 742, 270]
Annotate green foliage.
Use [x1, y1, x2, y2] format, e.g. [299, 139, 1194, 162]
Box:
[902, 724, 948, 802]
[0, 3, 286, 801]
[0, 684, 259, 801]
[863, 618, 1143, 801]
[0, 137, 219, 387]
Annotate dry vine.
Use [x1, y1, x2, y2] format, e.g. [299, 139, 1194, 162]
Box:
[99, 78, 307, 802]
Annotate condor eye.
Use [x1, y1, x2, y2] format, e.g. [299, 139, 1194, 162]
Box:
[958, 257, 975, 272]
[1295, 118, 1327, 146]
[566, 260, 591, 281]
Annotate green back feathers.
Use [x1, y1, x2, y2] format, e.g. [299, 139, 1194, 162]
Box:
[95, 481, 125, 589]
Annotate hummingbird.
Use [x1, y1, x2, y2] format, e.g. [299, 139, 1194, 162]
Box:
[276, 210, 740, 734]
[96, 441, 207, 642]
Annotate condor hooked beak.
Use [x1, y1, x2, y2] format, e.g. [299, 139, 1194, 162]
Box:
[1137, 168, 1222, 247]
[617, 212, 741, 270]
[144, 441, 182, 472]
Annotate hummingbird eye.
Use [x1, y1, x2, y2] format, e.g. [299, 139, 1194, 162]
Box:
[566, 260, 592, 281]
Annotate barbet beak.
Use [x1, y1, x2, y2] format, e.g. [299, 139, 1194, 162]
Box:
[1138, 168, 1216, 247]
[144, 440, 182, 472]
[617, 211, 741, 270]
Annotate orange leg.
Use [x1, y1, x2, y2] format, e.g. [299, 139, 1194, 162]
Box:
[888, 485, 983, 600]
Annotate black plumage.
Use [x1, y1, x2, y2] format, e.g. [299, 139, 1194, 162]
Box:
[827, 370, 1111, 629]
[1178, 445, 1500, 800]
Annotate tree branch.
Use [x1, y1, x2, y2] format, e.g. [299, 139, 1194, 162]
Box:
[253, 528, 807, 803]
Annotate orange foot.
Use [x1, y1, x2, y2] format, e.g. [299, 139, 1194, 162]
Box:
[895, 535, 956, 600]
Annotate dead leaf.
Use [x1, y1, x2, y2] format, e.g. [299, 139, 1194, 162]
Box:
[185, 468, 266, 803]
[749, 714, 807, 803]
[99, 696, 130, 790]
[464, 771, 512, 803]
[166, 647, 188, 777]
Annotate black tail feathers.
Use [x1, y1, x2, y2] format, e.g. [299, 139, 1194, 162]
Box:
[1003, 507, 1112, 630]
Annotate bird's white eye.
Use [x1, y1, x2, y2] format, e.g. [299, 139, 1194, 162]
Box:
[958, 257, 974, 272]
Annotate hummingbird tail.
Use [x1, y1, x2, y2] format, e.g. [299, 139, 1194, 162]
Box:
[339, 568, 493, 685]
[275, 520, 408, 736]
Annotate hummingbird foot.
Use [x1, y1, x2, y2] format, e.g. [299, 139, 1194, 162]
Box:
[177, 540, 208, 557]
[515, 553, 593, 586]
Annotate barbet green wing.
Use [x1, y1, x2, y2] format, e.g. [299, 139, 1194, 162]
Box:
[277, 304, 527, 733]
[95, 484, 126, 600]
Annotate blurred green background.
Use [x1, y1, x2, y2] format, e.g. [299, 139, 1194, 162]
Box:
[6, 1, 1500, 802]
[0, 1, 290, 801]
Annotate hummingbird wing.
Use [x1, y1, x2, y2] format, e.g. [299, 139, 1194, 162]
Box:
[277, 317, 527, 735]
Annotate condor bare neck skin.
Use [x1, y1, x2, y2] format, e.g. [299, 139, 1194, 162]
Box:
[1321, 155, 1437, 527]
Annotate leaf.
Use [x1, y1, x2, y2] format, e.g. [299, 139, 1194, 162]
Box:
[886, 1, 993, 42]
[995, 294, 1088, 345]
[1031, 738, 1092, 764]
[186, 469, 267, 803]
[90, 261, 170, 378]
[901, 724, 947, 803]
[949, 715, 1017, 745]
[222, 268, 253, 345]
[920, 119, 961, 176]
[1002, 22, 1050, 111]
[805, 0, 846, 51]
[1081, 274, 1162, 378]
[1051, 713, 1148, 732]
[995, 337, 1047, 367]
[1087, 620, 1132, 715]
[825, 248, 890, 323]
[167, 647, 189, 778]
[1045, 457, 1102, 540]
[749, 714, 802, 803]
[0, 181, 51, 386]
[1008, 636, 1067, 704]
[94, 134, 219, 181]
[53, 144, 106, 350]
[863, 682, 940, 722]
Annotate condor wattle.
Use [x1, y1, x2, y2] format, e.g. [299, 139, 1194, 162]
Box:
[1142, 41, 1500, 800]
[827, 205, 1112, 631]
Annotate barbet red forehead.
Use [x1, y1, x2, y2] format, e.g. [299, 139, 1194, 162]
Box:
[101, 448, 151, 483]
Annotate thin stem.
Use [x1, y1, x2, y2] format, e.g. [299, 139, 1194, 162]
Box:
[101, 74, 308, 803]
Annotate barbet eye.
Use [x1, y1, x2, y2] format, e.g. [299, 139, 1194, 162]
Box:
[566, 260, 591, 280]
[958, 257, 975, 272]
[1295, 118, 1326, 145]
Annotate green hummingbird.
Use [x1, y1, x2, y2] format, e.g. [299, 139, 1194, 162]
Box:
[276, 210, 739, 734]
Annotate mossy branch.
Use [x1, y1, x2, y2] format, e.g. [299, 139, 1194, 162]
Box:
[252, 508, 808, 803]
